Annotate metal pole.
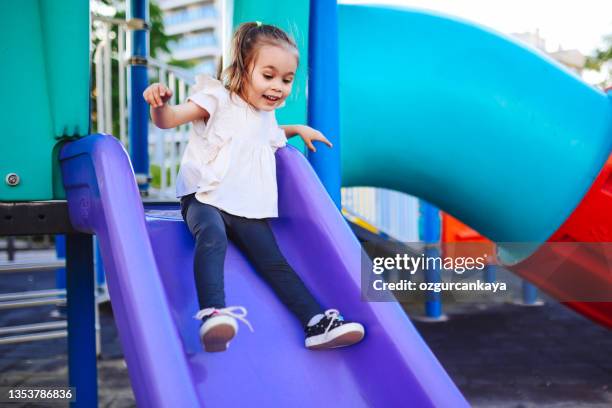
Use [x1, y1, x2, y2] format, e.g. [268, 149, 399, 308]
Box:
[0, 321, 67, 336]
[484, 264, 496, 283]
[0, 260, 65, 273]
[424, 248, 443, 317]
[0, 289, 66, 302]
[307, 0, 341, 208]
[93, 238, 105, 356]
[104, 23, 113, 135]
[0, 298, 65, 310]
[7, 236, 15, 261]
[420, 201, 447, 321]
[94, 41, 105, 133]
[178, 79, 187, 158]
[55, 235, 66, 303]
[0, 330, 67, 345]
[127, 0, 150, 193]
[66, 234, 97, 407]
[118, 25, 128, 147]
[94, 237, 106, 289]
[168, 72, 177, 193]
[521, 281, 543, 305]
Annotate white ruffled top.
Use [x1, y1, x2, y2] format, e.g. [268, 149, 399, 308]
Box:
[175, 75, 288, 218]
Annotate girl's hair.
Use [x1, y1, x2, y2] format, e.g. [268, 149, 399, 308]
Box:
[219, 22, 299, 102]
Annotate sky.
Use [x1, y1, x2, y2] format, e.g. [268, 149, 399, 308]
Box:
[340, 0, 612, 56]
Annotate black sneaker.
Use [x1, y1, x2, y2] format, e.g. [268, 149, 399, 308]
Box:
[305, 309, 365, 350]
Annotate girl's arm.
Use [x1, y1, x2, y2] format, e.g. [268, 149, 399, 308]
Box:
[280, 125, 304, 139]
[150, 102, 209, 129]
[144, 83, 210, 129]
[280, 125, 333, 152]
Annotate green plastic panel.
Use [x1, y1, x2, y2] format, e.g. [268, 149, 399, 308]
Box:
[0, 0, 89, 201]
[232, 0, 309, 153]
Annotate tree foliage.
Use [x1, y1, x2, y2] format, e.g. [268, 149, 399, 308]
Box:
[94, 0, 196, 68]
[91, 0, 196, 136]
[585, 34, 612, 71]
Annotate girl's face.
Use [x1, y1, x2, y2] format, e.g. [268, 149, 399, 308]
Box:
[244, 44, 297, 111]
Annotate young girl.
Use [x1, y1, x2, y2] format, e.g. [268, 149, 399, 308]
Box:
[143, 22, 365, 352]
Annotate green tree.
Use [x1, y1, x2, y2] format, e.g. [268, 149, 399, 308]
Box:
[585, 34, 612, 70]
[585, 34, 612, 87]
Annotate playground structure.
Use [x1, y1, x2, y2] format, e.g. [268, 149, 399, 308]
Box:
[1, 0, 612, 407]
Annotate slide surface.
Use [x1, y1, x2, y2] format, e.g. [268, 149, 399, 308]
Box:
[60, 134, 467, 407]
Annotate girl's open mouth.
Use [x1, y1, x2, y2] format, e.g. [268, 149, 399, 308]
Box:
[263, 95, 280, 102]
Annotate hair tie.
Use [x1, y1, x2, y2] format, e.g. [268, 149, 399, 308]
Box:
[255, 21, 262, 27]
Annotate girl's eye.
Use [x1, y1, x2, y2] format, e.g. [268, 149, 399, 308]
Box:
[283, 79, 293, 84]
[263, 74, 273, 80]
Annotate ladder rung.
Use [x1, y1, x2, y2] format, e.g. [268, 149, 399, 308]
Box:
[0, 321, 67, 335]
[0, 297, 66, 310]
[0, 260, 65, 273]
[0, 289, 66, 302]
[0, 330, 67, 345]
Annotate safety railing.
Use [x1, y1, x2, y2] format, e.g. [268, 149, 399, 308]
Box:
[341, 187, 420, 242]
[92, 13, 194, 199]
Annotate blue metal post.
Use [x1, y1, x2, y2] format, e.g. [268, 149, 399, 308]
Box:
[522, 281, 540, 305]
[424, 250, 443, 318]
[53, 235, 67, 318]
[94, 237, 106, 288]
[484, 264, 497, 284]
[127, 0, 150, 192]
[308, 0, 341, 208]
[420, 201, 444, 319]
[57, 236, 105, 310]
[66, 234, 97, 407]
[55, 235, 66, 289]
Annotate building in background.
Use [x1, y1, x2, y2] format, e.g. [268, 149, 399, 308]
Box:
[512, 30, 586, 76]
[158, 0, 221, 75]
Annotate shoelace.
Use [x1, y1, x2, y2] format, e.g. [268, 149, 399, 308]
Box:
[194, 306, 254, 332]
[323, 309, 344, 334]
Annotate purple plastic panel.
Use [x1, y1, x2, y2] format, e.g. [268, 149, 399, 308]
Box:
[60, 135, 200, 407]
[61, 135, 467, 407]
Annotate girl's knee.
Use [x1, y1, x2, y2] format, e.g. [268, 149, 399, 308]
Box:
[195, 224, 228, 250]
[259, 259, 292, 273]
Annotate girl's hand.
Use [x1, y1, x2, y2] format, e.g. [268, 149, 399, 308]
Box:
[297, 125, 333, 152]
[143, 83, 173, 108]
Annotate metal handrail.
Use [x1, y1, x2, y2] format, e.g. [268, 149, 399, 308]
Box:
[149, 57, 195, 84]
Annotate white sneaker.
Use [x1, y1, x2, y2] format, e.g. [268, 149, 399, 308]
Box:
[305, 309, 365, 350]
[194, 306, 253, 352]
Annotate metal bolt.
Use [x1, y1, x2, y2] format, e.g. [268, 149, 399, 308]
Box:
[5, 173, 19, 186]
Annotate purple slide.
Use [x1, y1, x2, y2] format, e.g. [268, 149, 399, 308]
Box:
[60, 134, 467, 407]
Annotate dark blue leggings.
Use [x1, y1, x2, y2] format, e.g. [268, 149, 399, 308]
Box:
[180, 194, 323, 327]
